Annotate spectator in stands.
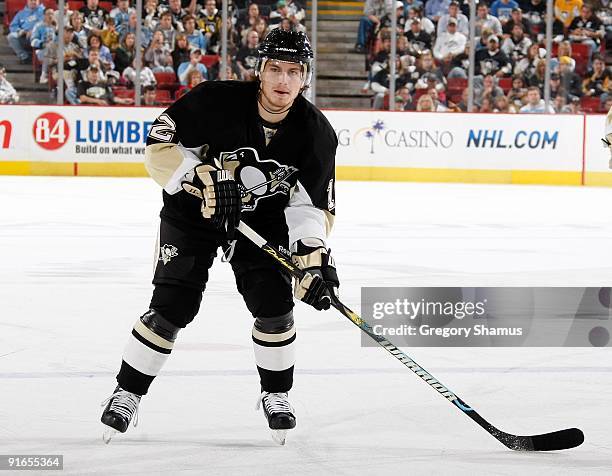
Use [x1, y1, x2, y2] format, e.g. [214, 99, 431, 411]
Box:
[78, 66, 134, 105]
[527, 58, 546, 92]
[220, 17, 242, 49]
[286, 0, 306, 25]
[416, 93, 435, 111]
[110, 0, 135, 30]
[437, 1, 468, 37]
[64, 47, 104, 103]
[8, 0, 44, 63]
[120, 11, 153, 48]
[177, 47, 208, 84]
[519, 86, 554, 112]
[155, 11, 178, 50]
[236, 30, 260, 81]
[433, 18, 467, 62]
[270, 0, 305, 30]
[493, 95, 516, 112]
[507, 74, 527, 108]
[475, 3, 502, 38]
[474, 73, 504, 106]
[237, 3, 261, 34]
[568, 5, 605, 68]
[122, 56, 157, 87]
[558, 55, 583, 98]
[449, 87, 469, 111]
[31, 8, 56, 83]
[164, 0, 187, 31]
[80, 0, 108, 33]
[70, 12, 88, 49]
[405, 18, 432, 55]
[554, 0, 582, 28]
[408, 6, 434, 35]
[146, 30, 175, 73]
[187, 70, 205, 89]
[142, 84, 160, 106]
[428, 86, 448, 111]
[86, 34, 115, 72]
[503, 7, 532, 37]
[100, 19, 121, 52]
[501, 24, 532, 63]
[582, 55, 610, 100]
[444, 41, 470, 78]
[395, 85, 412, 110]
[478, 96, 493, 112]
[54, 2, 73, 28]
[514, 42, 543, 77]
[0, 64, 19, 103]
[115, 32, 137, 74]
[355, 0, 390, 53]
[45, 25, 82, 85]
[523, 0, 545, 26]
[490, 0, 518, 22]
[380, 2, 405, 31]
[425, 0, 450, 23]
[172, 34, 191, 73]
[414, 50, 445, 86]
[549, 72, 567, 101]
[182, 15, 207, 51]
[550, 41, 576, 72]
[144, 0, 161, 31]
[199, 0, 222, 53]
[371, 56, 409, 109]
[475, 35, 512, 77]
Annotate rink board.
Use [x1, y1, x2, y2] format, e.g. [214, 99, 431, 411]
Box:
[0, 105, 608, 186]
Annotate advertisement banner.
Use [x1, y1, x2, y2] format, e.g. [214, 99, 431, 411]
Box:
[0, 105, 164, 163]
[325, 111, 584, 171]
[583, 114, 612, 185]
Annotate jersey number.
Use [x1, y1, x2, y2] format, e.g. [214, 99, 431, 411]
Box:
[148, 113, 176, 142]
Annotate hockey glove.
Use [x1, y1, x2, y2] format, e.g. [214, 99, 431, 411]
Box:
[181, 164, 242, 238]
[291, 239, 339, 311]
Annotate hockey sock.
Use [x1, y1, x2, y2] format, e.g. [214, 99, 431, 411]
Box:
[117, 310, 179, 396]
[251, 312, 296, 393]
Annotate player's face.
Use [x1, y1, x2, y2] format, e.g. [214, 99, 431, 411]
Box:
[260, 60, 304, 111]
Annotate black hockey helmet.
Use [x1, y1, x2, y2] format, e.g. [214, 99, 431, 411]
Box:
[256, 29, 314, 86]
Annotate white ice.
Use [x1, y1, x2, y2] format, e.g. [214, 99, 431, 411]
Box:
[0, 177, 611, 475]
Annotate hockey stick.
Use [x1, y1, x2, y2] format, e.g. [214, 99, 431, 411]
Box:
[236, 220, 584, 451]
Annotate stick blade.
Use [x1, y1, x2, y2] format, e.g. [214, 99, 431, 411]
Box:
[530, 428, 584, 451]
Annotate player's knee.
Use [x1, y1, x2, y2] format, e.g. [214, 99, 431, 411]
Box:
[149, 284, 203, 328]
[138, 309, 180, 342]
[254, 310, 294, 334]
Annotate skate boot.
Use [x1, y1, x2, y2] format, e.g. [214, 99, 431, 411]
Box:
[256, 391, 296, 445]
[100, 385, 141, 444]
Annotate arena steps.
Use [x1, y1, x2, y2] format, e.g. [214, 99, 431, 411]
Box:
[0, 32, 49, 104]
[308, 6, 372, 110]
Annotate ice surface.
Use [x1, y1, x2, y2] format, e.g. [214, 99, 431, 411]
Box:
[0, 177, 611, 475]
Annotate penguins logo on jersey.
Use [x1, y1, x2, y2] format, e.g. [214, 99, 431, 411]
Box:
[218, 147, 298, 211]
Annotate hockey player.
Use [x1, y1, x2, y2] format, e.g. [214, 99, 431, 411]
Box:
[101, 29, 339, 446]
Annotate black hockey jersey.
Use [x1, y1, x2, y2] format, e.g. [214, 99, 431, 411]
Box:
[145, 80, 337, 246]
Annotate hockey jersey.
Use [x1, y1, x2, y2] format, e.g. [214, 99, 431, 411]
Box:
[145, 80, 337, 248]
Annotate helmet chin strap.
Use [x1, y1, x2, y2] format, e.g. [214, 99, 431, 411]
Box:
[257, 89, 293, 116]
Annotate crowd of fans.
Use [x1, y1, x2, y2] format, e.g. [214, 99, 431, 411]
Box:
[356, 0, 611, 113]
[2, 0, 306, 104]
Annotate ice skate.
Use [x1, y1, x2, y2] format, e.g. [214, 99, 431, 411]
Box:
[257, 391, 296, 445]
[100, 385, 141, 444]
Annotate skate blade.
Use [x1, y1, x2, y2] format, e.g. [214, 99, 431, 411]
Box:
[102, 426, 117, 444]
[270, 429, 288, 446]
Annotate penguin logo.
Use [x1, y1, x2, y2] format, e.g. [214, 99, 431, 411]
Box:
[218, 147, 298, 211]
